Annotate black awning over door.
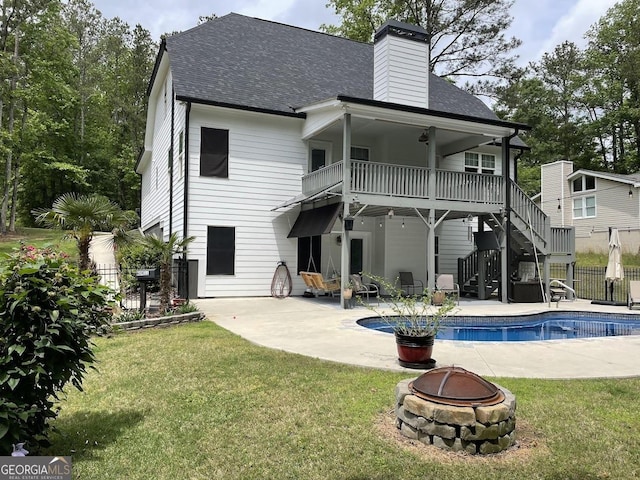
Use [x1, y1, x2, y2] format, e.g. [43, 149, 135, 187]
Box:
[287, 203, 342, 238]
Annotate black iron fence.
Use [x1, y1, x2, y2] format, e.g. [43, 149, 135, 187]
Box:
[94, 261, 189, 311]
[550, 264, 639, 304]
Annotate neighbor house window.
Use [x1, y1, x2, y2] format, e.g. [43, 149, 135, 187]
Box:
[573, 195, 596, 219]
[464, 152, 495, 174]
[351, 146, 370, 161]
[572, 175, 596, 193]
[200, 127, 229, 178]
[207, 226, 235, 275]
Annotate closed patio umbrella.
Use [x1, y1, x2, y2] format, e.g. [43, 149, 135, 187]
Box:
[605, 228, 624, 301]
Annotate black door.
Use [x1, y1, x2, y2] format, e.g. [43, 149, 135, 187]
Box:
[350, 238, 363, 275]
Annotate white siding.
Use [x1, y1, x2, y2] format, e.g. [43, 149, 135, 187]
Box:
[374, 35, 429, 109]
[187, 105, 307, 297]
[436, 219, 475, 284]
[140, 70, 174, 236]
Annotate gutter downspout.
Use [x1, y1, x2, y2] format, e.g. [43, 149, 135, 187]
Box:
[169, 87, 175, 234]
[183, 101, 191, 299]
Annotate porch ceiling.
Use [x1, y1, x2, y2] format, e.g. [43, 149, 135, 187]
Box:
[318, 116, 496, 153]
[346, 204, 477, 221]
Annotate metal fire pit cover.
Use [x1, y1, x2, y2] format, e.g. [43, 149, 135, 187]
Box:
[409, 366, 505, 407]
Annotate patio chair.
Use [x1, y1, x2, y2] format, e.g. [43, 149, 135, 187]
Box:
[628, 281, 640, 310]
[436, 274, 460, 305]
[300, 271, 341, 296]
[399, 271, 424, 296]
[350, 274, 379, 305]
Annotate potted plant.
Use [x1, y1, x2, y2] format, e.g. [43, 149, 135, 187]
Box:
[360, 275, 455, 369]
[432, 287, 446, 306]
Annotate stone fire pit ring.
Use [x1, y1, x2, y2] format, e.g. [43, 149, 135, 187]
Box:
[395, 372, 517, 455]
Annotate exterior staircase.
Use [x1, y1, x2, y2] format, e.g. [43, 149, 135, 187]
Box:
[458, 180, 574, 300]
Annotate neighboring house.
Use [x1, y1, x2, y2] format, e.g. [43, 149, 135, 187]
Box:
[540, 160, 640, 253]
[136, 13, 574, 303]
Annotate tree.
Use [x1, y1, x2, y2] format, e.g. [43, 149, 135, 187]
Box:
[494, 43, 599, 194]
[322, 0, 521, 92]
[139, 233, 194, 314]
[584, 0, 640, 172]
[32, 192, 138, 271]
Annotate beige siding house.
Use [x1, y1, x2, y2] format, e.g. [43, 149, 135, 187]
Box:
[540, 160, 640, 253]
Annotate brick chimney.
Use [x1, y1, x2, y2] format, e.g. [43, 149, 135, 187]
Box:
[374, 20, 430, 109]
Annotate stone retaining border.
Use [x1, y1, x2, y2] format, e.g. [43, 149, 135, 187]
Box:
[112, 312, 204, 331]
[395, 378, 517, 455]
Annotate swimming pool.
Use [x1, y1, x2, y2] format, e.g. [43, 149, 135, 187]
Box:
[357, 311, 640, 342]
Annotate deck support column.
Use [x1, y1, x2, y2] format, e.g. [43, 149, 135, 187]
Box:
[341, 113, 352, 309]
[501, 136, 511, 303]
[426, 127, 437, 292]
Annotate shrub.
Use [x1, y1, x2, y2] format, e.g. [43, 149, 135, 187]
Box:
[0, 245, 113, 454]
[167, 301, 199, 316]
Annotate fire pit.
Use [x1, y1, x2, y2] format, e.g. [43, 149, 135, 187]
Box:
[395, 367, 516, 454]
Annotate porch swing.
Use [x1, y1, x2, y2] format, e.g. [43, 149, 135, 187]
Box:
[299, 246, 341, 296]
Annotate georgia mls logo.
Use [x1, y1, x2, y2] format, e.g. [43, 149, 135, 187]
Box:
[0, 456, 72, 480]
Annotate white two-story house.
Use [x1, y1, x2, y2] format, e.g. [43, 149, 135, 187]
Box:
[136, 13, 574, 304]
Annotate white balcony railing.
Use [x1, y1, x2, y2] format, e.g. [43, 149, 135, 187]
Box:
[302, 160, 504, 204]
[435, 170, 503, 204]
[351, 161, 429, 198]
[301, 161, 343, 196]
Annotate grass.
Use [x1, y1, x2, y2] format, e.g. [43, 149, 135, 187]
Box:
[577, 251, 640, 267]
[0, 227, 76, 258]
[46, 322, 640, 479]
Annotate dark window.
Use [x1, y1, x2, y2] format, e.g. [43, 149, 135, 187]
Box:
[311, 149, 326, 171]
[351, 146, 370, 161]
[207, 226, 235, 275]
[350, 238, 363, 275]
[573, 178, 583, 192]
[585, 175, 595, 190]
[298, 236, 321, 273]
[200, 127, 229, 177]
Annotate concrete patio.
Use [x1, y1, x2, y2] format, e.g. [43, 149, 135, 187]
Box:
[195, 296, 640, 379]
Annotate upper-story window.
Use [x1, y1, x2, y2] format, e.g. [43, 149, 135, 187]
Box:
[200, 127, 229, 178]
[573, 195, 596, 219]
[465, 152, 495, 174]
[351, 146, 370, 162]
[309, 140, 332, 172]
[572, 175, 596, 193]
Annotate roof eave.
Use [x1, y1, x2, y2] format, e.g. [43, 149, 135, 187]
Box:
[336, 95, 531, 133]
[175, 95, 306, 119]
[568, 169, 640, 186]
[146, 39, 167, 97]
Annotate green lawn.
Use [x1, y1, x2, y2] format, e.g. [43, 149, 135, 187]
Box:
[577, 251, 640, 268]
[0, 227, 76, 258]
[46, 322, 640, 480]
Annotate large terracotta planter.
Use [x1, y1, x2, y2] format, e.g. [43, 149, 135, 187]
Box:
[394, 332, 436, 369]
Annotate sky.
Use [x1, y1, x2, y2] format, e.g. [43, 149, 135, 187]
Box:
[91, 0, 620, 67]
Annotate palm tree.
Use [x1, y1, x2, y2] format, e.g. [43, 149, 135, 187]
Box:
[32, 193, 138, 271]
[139, 233, 195, 313]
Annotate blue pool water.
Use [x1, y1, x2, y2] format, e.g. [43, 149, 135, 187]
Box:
[357, 312, 640, 342]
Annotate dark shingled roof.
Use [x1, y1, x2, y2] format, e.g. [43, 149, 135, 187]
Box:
[165, 13, 504, 123]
